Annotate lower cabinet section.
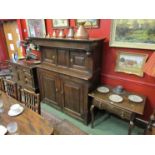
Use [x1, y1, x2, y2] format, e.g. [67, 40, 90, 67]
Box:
[37, 68, 89, 124]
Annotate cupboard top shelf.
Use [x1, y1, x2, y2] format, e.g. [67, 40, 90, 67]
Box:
[29, 37, 104, 43]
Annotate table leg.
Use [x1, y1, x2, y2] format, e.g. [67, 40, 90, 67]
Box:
[128, 113, 135, 135]
[90, 105, 95, 128]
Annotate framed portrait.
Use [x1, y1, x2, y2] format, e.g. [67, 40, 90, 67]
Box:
[52, 19, 69, 29]
[76, 19, 99, 28]
[26, 19, 46, 38]
[110, 19, 155, 50]
[115, 52, 148, 77]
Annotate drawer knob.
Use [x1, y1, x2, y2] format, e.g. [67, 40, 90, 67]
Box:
[70, 58, 73, 62]
[86, 52, 91, 56]
[25, 78, 28, 83]
[52, 56, 55, 59]
[121, 112, 124, 118]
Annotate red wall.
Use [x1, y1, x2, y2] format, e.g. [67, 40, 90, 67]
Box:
[19, 19, 155, 120]
[0, 23, 8, 61]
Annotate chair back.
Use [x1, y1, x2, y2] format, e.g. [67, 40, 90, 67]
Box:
[4, 79, 17, 99]
[0, 77, 5, 91]
[21, 89, 40, 114]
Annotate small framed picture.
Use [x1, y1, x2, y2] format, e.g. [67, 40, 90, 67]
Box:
[115, 52, 148, 77]
[75, 19, 100, 28]
[52, 19, 69, 29]
[26, 19, 46, 37]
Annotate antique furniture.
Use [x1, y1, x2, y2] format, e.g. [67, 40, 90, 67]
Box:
[21, 88, 40, 114]
[88, 85, 146, 134]
[0, 91, 54, 135]
[0, 77, 5, 91]
[9, 60, 40, 100]
[144, 109, 155, 135]
[4, 79, 17, 99]
[29, 37, 103, 124]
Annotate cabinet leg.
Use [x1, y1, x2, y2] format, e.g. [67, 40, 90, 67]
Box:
[90, 105, 95, 128]
[128, 113, 135, 135]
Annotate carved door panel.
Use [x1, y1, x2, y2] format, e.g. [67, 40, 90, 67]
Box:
[69, 50, 92, 73]
[42, 47, 57, 65]
[61, 76, 84, 119]
[57, 49, 69, 67]
[38, 69, 61, 108]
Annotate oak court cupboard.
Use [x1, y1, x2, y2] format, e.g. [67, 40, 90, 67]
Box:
[29, 37, 104, 124]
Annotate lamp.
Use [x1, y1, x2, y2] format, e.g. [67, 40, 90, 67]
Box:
[143, 52, 155, 77]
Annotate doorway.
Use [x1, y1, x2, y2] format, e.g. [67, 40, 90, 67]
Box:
[3, 20, 23, 59]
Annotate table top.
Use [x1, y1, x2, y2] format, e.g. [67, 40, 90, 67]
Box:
[88, 86, 146, 115]
[0, 92, 54, 135]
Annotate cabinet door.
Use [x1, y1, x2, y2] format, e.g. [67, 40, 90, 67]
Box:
[69, 50, 92, 73]
[61, 76, 85, 120]
[42, 47, 57, 65]
[38, 69, 61, 109]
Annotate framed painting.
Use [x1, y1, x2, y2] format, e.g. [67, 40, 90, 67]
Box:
[115, 52, 148, 77]
[26, 19, 46, 38]
[76, 19, 99, 28]
[110, 19, 155, 50]
[52, 19, 69, 29]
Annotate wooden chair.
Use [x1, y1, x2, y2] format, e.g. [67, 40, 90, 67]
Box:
[0, 77, 5, 91]
[21, 88, 40, 114]
[4, 79, 17, 99]
[144, 109, 155, 135]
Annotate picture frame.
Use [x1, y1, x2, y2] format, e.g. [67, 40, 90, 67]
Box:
[76, 19, 99, 28]
[26, 19, 46, 38]
[52, 19, 69, 29]
[110, 19, 155, 50]
[115, 52, 148, 77]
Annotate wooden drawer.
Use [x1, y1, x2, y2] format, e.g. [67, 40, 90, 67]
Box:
[22, 68, 31, 75]
[93, 99, 131, 120]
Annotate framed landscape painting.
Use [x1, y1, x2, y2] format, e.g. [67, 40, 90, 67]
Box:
[115, 52, 148, 77]
[26, 19, 46, 37]
[110, 19, 155, 50]
[52, 19, 69, 29]
[76, 19, 99, 28]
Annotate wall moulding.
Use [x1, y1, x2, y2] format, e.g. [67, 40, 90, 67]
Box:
[101, 73, 155, 88]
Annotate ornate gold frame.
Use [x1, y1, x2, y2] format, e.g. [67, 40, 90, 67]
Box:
[110, 19, 155, 50]
[115, 51, 148, 77]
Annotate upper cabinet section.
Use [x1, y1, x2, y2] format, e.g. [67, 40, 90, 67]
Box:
[29, 38, 104, 80]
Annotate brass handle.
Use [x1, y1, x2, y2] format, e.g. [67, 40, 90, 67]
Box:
[25, 78, 28, 83]
[52, 56, 55, 59]
[121, 112, 124, 118]
[70, 58, 73, 63]
[56, 88, 58, 92]
[86, 52, 91, 56]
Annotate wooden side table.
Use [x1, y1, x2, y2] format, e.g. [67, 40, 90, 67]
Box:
[88, 86, 146, 135]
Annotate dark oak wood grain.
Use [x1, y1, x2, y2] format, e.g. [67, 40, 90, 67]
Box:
[9, 60, 40, 93]
[88, 85, 146, 134]
[21, 88, 40, 114]
[4, 79, 18, 99]
[0, 92, 54, 135]
[0, 77, 5, 91]
[30, 38, 104, 124]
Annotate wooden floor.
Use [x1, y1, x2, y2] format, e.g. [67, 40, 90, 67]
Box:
[41, 109, 87, 135]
